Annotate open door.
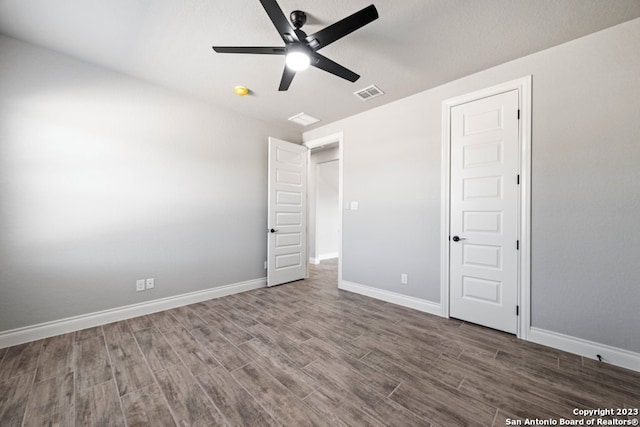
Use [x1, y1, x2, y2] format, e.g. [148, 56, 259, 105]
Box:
[267, 137, 308, 286]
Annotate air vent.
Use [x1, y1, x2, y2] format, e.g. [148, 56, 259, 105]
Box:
[354, 85, 384, 101]
[288, 112, 320, 126]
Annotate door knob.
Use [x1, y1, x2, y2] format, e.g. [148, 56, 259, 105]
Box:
[452, 235, 466, 242]
[269, 228, 278, 233]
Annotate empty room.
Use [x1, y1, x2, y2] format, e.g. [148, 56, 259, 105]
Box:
[1, 0, 639, 426]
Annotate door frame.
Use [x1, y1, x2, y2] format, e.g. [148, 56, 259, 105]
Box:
[440, 76, 532, 339]
[303, 132, 344, 285]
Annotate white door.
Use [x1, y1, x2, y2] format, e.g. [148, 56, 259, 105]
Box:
[267, 137, 308, 286]
[449, 90, 519, 334]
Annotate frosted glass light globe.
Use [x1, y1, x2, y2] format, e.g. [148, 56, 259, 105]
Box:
[285, 51, 310, 71]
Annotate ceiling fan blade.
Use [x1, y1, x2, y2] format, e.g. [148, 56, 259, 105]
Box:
[311, 53, 360, 82]
[212, 46, 285, 54]
[279, 66, 296, 91]
[259, 0, 299, 43]
[305, 4, 378, 51]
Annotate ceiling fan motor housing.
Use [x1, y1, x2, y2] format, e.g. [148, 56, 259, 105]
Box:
[290, 10, 307, 29]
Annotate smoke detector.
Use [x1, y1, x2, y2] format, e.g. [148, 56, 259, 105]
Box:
[354, 85, 384, 101]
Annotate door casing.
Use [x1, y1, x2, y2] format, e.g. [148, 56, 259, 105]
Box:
[440, 76, 532, 339]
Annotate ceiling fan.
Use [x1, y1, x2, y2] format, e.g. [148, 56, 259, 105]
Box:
[212, 0, 379, 91]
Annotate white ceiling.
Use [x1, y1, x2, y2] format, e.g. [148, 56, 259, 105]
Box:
[1, 0, 639, 132]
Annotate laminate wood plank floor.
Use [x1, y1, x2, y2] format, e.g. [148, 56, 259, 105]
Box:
[1, 259, 639, 426]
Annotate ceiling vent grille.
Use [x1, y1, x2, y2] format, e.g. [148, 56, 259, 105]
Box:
[288, 112, 320, 126]
[354, 85, 384, 101]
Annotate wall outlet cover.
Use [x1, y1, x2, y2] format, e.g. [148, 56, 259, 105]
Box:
[136, 279, 146, 292]
[145, 278, 155, 289]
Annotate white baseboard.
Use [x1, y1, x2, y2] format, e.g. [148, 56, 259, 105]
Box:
[309, 253, 339, 265]
[528, 327, 640, 373]
[0, 277, 266, 349]
[339, 280, 442, 317]
[318, 252, 338, 261]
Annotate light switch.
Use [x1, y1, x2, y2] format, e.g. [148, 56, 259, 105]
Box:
[350, 201, 359, 211]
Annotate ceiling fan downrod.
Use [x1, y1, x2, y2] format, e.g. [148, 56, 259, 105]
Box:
[290, 10, 307, 29]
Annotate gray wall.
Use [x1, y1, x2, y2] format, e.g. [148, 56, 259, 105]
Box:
[304, 18, 640, 353]
[0, 36, 298, 332]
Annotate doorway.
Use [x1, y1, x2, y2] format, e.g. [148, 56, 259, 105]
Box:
[267, 134, 343, 287]
[441, 77, 532, 338]
[304, 133, 343, 285]
[309, 155, 339, 265]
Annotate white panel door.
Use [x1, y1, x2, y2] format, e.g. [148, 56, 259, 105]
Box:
[268, 137, 307, 286]
[450, 90, 519, 334]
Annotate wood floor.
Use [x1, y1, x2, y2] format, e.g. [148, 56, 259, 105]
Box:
[1, 260, 639, 426]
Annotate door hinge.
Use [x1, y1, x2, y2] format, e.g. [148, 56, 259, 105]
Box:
[517, 109, 520, 120]
[517, 174, 520, 185]
[516, 305, 520, 316]
[516, 240, 520, 250]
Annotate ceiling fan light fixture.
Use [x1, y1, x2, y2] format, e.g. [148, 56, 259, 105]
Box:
[285, 51, 310, 71]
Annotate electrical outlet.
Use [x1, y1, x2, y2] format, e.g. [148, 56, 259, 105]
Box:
[401, 273, 408, 285]
[145, 278, 155, 289]
[136, 279, 146, 292]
